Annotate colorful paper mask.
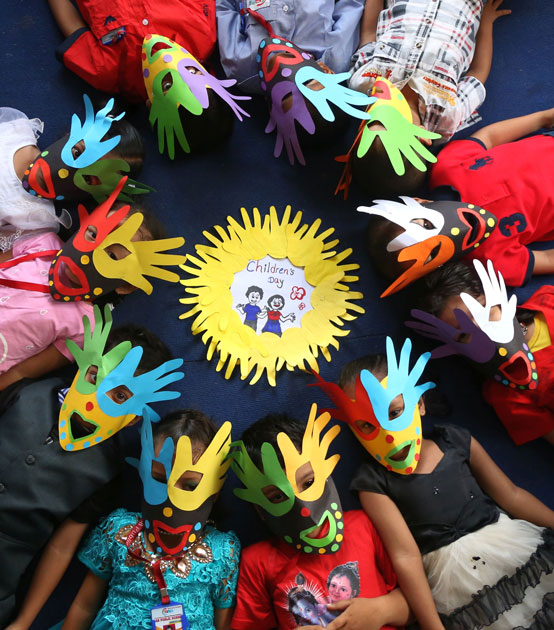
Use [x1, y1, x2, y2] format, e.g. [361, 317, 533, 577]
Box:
[407, 260, 538, 390]
[59, 305, 184, 452]
[142, 34, 250, 158]
[314, 338, 435, 474]
[358, 196, 497, 296]
[231, 404, 345, 554]
[250, 11, 374, 166]
[335, 77, 441, 199]
[21, 94, 153, 203]
[48, 176, 185, 302]
[128, 411, 232, 556]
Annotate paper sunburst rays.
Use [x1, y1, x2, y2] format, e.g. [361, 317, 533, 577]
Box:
[179, 206, 365, 386]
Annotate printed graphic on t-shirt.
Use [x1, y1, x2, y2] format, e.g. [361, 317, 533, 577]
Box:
[281, 563, 361, 627]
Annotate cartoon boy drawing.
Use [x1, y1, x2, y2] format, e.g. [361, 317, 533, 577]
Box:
[236, 286, 265, 331]
[287, 573, 335, 627]
[260, 294, 296, 337]
[326, 562, 361, 602]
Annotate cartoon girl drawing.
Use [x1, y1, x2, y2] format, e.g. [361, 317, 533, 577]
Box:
[260, 294, 296, 337]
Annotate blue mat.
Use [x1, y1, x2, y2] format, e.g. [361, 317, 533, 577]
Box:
[2, 0, 554, 625]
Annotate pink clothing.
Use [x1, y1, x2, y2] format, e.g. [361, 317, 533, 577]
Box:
[0, 232, 93, 373]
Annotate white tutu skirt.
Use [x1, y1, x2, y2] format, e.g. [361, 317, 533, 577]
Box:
[422, 513, 554, 629]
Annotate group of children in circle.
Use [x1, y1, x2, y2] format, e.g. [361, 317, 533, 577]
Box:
[3, 0, 554, 628]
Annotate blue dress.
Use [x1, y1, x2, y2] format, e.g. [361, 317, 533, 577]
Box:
[77, 509, 240, 630]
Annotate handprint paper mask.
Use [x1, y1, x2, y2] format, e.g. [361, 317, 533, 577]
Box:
[231, 404, 345, 554]
[21, 94, 153, 203]
[252, 11, 374, 166]
[143, 34, 250, 158]
[335, 77, 440, 198]
[358, 197, 497, 296]
[127, 411, 231, 556]
[314, 338, 435, 474]
[48, 176, 185, 302]
[407, 260, 538, 389]
[59, 306, 184, 452]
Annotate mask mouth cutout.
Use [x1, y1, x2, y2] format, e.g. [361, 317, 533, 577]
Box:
[499, 350, 533, 386]
[305, 514, 331, 540]
[153, 520, 193, 555]
[385, 439, 416, 469]
[459, 208, 486, 249]
[299, 510, 337, 546]
[151, 41, 173, 56]
[69, 411, 99, 440]
[52, 256, 91, 294]
[26, 158, 56, 199]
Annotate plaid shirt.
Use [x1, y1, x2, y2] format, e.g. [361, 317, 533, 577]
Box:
[349, 0, 485, 142]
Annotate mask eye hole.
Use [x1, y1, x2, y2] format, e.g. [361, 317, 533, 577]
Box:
[85, 365, 99, 385]
[354, 419, 377, 435]
[71, 140, 85, 160]
[388, 395, 405, 421]
[175, 470, 203, 492]
[105, 385, 133, 404]
[261, 484, 288, 504]
[161, 72, 174, 95]
[151, 461, 167, 484]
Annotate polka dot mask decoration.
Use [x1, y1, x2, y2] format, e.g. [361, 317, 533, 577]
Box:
[407, 259, 538, 390]
[128, 410, 232, 556]
[251, 10, 374, 166]
[48, 176, 185, 302]
[314, 338, 435, 475]
[358, 196, 498, 297]
[21, 94, 153, 203]
[142, 34, 250, 159]
[59, 305, 185, 452]
[231, 404, 345, 555]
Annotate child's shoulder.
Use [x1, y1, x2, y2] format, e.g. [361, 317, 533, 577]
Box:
[13, 231, 63, 256]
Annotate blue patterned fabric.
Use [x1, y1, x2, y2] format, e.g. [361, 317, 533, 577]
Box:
[78, 508, 240, 630]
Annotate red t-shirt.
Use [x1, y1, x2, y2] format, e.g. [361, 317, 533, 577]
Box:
[57, 0, 216, 102]
[483, 285, 554, 445]
[429, 134, 554, 287]
[232, 510, 400, 630]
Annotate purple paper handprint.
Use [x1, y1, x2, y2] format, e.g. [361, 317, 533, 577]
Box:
[406, 308, 496, 363]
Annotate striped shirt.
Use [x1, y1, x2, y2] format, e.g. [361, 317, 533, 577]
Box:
[349, 0, 485, 142]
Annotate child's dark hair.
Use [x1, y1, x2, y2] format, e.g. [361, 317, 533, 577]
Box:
[240, 413, 305, 469]
[267, 294, 284, 308]
[327, 562, 361, 598]
[246, 285, 264, 298]
[351, 135, 427, 198]
[116, 199, 168, 240]
[153, 409, 218, 450]
[106, 324, 172, 374]
[414, 260, 482, 317]
[365, 215, 407, 280]
[339, 354, 388, 390]
[296, 101, 350, 152]
[177, 91, 235, 154]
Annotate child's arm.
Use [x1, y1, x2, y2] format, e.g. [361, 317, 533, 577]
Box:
[471, 108, 554, 150]
[60, 570, 109, 630]
[359, 0, 384, 47]
[466, 0, 511, 85]
[48, 0, 87, 37]
[0, 345, 69, 391]
[359, 491, 445, 630]
[215, 607, 234, 630]
[469, 437, 554, 527]
[6, 519, 89, 630]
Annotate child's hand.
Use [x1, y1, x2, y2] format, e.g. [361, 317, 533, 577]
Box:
[323, 597, 389, 629]
[481, 0, 512, 26]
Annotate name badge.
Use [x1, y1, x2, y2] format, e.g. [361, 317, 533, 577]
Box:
[151, 602, 189, 630]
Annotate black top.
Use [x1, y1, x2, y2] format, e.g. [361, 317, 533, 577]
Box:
[0, 377, 122, 623]
[351, 424, 499, 555]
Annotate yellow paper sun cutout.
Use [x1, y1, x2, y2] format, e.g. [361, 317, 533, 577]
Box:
[179, 205, 365, 386]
